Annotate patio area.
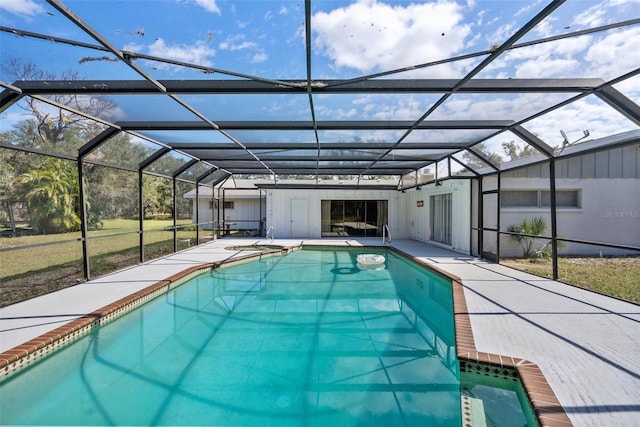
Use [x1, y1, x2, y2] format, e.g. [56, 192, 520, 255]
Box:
[1, 238, 638, 427]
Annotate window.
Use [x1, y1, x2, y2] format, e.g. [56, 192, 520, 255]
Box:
[541, 191, 580, 208]
[501, 190, 579, 208]
[223, 201, 234, 209]
[501, 191, 538, 207]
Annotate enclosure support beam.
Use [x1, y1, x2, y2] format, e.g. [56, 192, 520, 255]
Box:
[77, 128, 121, 280]
[511, 125, 554, 158]
[549, 159, 559, 280]
[138, 170, 144, 263]
[469, 179, 474, 255]
[0, 89, 23, 114]
[496, 172, 502, 262]
[77, 157, 90, 280]
[478, 178, 483, 258]
[195, 185, 200, 244]
[595, 86, 640, 126]
[172, 177, 177, 253]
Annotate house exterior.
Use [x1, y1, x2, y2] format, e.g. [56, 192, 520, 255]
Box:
[478, 131, 640, 257]
[183, 185, 266, 235]
[184, 178, 472, 253]
[184, 132, 639, 257]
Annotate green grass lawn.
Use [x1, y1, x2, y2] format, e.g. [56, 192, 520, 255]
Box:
[501, 257, 640, 303]
[1, 219, 197, 276]
[0, 219, 210, 306]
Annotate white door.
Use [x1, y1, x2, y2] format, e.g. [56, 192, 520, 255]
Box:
[290, 199, 309, 237]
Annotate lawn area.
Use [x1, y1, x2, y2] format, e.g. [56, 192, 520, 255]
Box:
[1, 219, 197, 275]
[501, 257, 640, 303]
[0, 219, 209, 307]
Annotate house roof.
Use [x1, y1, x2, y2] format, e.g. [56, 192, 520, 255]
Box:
[1, 1, 639, 190]
[183, 177, 399, 198]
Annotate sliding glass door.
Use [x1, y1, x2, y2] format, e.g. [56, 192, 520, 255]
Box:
[321, 200, 388, 237]
[430, 194, 452, 245]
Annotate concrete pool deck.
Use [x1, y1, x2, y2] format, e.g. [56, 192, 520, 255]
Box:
[1, 238, 639, 427]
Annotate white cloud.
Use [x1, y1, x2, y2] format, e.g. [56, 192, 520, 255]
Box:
[523, 96, 636, 144]
[122, 42, 143, 52]
[514, 57, 581, 78]
[572, 2, 608, 28]
[251, 52, 268, 63]
[585, 26, 640, 81]
[191, 0, 220, 14]
[370, 97, 424, 121]
[613, 76, 640, 99]
[532, 16, 557, 38]
[514, 0, 544, 18]
[481, 35, 591, 78]
[0, 0, 44, 16]
[430, 93, 571, 125]
[311, 0, 470, 74]
[234, 41, 257, 50]
[147, 38, 216, 66]
[219, 36, 257, 51]
[488, 22, 517, 48]
[279, 6, 288, 15]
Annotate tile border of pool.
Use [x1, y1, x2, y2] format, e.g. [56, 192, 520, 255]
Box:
[389, 246, 571, 427]
[0, 245, 571, 426]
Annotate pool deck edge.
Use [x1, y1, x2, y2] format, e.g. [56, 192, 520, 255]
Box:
[451, 276, 572, 427]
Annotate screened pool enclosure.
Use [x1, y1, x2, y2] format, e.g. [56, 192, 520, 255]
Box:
[1, 0, 639, 305]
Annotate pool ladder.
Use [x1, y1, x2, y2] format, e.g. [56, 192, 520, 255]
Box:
[383, 224, 392, 244]
[266, 226, 275, 243]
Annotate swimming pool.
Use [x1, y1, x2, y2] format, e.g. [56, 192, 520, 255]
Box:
[0, 247, 536, 426]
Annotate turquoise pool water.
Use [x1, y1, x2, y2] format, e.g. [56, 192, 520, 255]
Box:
[1, 248, 462, 426]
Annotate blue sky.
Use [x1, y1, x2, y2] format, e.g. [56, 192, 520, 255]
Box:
[1, 0, 639, 163]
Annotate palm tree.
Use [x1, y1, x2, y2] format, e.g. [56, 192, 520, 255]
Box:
[13, 158, 80, 234]
[506, 216, 548, 258]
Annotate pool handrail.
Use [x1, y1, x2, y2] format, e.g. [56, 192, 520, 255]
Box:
[266, 226, 275, 242]
[383, 224, 391, 244]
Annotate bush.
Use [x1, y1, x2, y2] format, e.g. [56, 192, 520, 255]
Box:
[506, 216, 550, 259]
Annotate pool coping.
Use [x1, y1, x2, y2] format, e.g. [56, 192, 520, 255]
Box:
[0, 244, 571, 426]
[389, 246, 572, 427]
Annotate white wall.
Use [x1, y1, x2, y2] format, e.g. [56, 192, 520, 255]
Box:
[221, 198, 266, 231]
[403, 180, 471, 254]
[192, 199, 215, 229]
[192, 197, 265, 231]
[264, 184, 471, 253]
[265, 189, 404, 239]
[494, 177, 640, 256]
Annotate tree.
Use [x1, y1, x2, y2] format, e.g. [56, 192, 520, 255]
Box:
[13, 158, 81, 234]
[506, 216, 548, 259]
[501, 140, 538, 161]
[83, 133, 153, 219]
[2, 58, 116, 146]
[461, 142, 504, 169]
[460, 140, 539, 172]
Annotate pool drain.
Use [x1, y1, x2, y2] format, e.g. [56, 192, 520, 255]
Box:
[276, 395, 290, 408]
